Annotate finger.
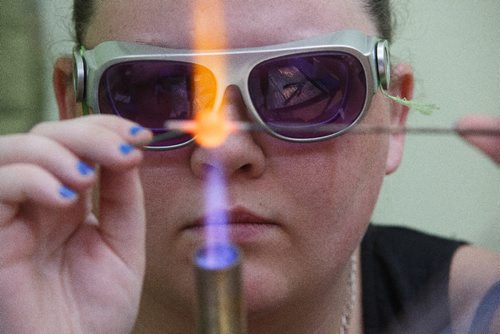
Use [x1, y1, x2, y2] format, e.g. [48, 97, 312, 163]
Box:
[0, 134, 96, 192]
[97, 167, 146, 274]
[0, 164, 85, 255]
[0, 164, 78, 212]
[82, 114, 152, 142]
[456, 115, 500, 165]
[31, 118, 151, 171]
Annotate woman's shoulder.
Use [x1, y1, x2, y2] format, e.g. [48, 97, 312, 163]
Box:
[360, 225, 499, 333]
[360, 225, 461, 333]
[449, 245, 500, 333]
[361, 224, 466, 290]
[362, 224, 466, 276]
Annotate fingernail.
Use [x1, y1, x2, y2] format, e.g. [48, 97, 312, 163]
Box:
[129, 125, 144, 136]
[119, 143, 134, 155]
[77, 161, 95, 176]
[59, 186, 77, 200]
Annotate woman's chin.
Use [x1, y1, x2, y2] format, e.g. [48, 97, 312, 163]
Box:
[240, 262, 292, 315]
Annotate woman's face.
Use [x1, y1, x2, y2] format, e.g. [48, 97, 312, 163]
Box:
[85, 0, 395, 316]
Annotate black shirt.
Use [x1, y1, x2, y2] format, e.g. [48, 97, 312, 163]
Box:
[361, 225, 466, 333]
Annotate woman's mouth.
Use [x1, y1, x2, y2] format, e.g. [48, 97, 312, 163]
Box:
[180, 207, 280, 243]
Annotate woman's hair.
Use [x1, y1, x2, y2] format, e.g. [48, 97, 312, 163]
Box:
[364, 0, 393, 42]
[73, 0, 393, 44]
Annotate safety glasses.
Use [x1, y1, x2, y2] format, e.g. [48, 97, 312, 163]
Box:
[73, 30, 390, 150]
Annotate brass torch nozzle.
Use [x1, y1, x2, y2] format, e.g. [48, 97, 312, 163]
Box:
[194, 244, 246, 334]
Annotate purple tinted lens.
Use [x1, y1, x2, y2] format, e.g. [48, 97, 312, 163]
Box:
[98, 60, 216, 147]
[248, 52, 367, 139]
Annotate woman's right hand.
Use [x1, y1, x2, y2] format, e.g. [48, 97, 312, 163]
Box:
[0, 115, 152, 333]
[457, 114, 500, 165]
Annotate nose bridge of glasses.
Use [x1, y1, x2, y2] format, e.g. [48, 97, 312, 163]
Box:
[214, 84, 253, 124]
[201, 54, 255, 122]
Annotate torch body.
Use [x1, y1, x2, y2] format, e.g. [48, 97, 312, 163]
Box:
[195, 244, 246, 334]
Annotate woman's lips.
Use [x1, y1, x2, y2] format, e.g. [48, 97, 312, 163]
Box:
[180, 208, 280, 243]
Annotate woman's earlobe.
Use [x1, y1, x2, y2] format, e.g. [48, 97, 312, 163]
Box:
[385, 63, 414, 174]
[53, 57, 80, 120]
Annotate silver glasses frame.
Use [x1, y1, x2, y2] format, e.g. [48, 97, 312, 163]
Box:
[74, 29, 390, 150]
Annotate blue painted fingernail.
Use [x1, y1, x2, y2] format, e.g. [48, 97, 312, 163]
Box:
[129, 125, 144, 136]
[59, 186, 77, 200]
[119, 143, 134, 155]
[77, 161, 95, 176]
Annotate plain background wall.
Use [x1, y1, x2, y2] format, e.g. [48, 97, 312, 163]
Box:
[39, 0, 499, 251]
[372, 1, 500, 252]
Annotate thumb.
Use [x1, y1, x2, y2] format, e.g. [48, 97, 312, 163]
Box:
[456, 114, 500, 165]
[97, 166, 146, 274]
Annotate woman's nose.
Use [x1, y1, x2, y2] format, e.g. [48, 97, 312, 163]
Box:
[190, 85, 266, 180]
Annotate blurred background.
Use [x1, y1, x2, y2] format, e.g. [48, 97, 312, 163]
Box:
[1, 0, 499, 251]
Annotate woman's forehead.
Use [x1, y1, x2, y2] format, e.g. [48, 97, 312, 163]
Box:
[86, 0, 376, 48]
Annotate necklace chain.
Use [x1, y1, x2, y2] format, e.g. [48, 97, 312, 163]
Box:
[339, 254, 357, 334]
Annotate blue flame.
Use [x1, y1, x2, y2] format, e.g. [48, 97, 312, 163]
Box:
[195, 244, 239, 270]
[202, 163, 231, 267]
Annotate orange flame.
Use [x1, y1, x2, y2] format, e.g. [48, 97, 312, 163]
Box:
[191, 1, 231, 148]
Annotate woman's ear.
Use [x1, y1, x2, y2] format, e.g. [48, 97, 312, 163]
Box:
[385, 63, 414, 175]
[53, 57, 81, 120]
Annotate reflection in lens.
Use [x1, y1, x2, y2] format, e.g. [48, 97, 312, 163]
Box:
[98, 60, 217, 147]
[248, 52, 367, 139]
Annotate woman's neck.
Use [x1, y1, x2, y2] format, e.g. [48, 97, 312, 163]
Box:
[246, 250, 361, 334]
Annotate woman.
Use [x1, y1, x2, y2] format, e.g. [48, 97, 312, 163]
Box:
[0, 0, 498, 333]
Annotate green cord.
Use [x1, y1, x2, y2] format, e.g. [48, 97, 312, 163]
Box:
[381, 89, 439, 116]
[82, 101, 90, 115]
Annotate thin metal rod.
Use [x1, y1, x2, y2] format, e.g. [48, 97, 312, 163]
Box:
[335, 125, 500, 136]
[164, 120, 500, 136]
[137, 121, 500, 147]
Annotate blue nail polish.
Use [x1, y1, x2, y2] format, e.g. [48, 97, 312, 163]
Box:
[129, 125, 144, 136]
[77, 161, 94, 176]
[119, 143, 134, 155]
[59, 186, 77, 200]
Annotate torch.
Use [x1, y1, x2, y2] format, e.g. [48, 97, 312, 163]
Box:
[194, 243, 247, 334]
